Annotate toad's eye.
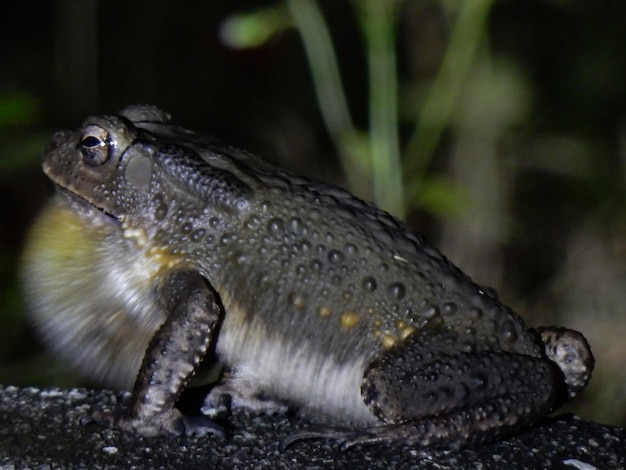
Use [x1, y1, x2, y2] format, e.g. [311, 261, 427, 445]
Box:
[80, 125, 110, 166]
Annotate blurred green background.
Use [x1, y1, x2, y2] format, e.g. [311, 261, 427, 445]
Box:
[1, 0, 625, 426]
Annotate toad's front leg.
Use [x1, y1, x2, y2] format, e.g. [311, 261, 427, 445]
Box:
[98, 270, 225, 438]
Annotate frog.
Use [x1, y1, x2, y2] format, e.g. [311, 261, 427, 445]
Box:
[21, 105, 594, 449]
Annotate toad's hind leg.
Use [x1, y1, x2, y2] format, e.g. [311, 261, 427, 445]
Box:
[284, 328, 561, 449]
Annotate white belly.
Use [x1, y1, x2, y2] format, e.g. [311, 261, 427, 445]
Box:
[215, 305, 377, 426]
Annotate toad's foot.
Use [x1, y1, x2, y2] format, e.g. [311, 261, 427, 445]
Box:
[86, 407, 226, 439]
[202, 373, 291, 418]
[537, 326, 594, 400]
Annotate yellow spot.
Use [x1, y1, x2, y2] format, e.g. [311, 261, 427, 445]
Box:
[400, 325, 415, 340]
[381, 333, 397, 349]
[339, 311, 360, 329]
[145, 245, 182, 271]
[394, 320, 416, 341]
[389, 319, 417, 342]
[123, 226, 148, 247]
[318, 306, 332, 318]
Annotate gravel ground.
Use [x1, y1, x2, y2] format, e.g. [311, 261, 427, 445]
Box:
[0, 385, 623, 469]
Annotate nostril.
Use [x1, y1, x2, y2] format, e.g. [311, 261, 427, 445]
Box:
[45, 131, 71, 153]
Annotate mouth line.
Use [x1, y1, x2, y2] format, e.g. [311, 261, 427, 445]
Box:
[56, 186, 119, 223]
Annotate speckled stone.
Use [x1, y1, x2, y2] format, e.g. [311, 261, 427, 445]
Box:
[0, 385, 623, 469]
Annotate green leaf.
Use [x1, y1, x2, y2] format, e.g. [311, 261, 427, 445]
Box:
[0, 92, 41, 128]
[412, 175, 469, 218]
[219, 6, 291, 49]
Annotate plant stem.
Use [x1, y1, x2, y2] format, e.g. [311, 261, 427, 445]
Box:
[287, 0, 382, 203]
[360, 0, 404, 218]
[404, 0, 494, 197]
[285, 0, 355, 149]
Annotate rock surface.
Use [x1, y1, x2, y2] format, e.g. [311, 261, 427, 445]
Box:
[0, 385, 623, 469]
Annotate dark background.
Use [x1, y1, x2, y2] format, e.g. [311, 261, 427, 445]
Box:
[1, 0, 625, 427]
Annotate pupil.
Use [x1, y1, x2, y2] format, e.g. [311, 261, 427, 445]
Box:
[82, 135, 103, 148]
